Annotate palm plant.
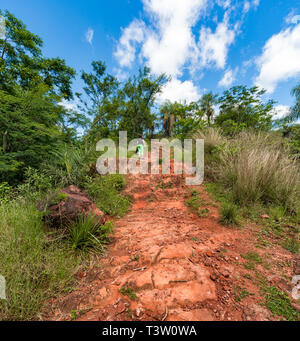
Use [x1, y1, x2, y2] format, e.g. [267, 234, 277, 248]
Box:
[288, 83, 300, 122]
[161, 100, 176, 137]
[200, 92, 218, 126]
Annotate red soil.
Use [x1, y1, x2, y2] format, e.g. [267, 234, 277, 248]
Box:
[47, 154, 299, 321]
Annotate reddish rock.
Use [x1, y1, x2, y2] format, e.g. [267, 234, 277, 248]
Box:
[38, 185, 105, 227]
[210, 273, 218, 281]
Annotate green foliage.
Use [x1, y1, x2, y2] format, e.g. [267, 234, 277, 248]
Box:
[282, 124, 300, 155]
[241, 252, 263, 264]
[0, 182, 11, 205]
[0, 201, 79, 320]
[16, 167, 53, 199]
[261, 285, 299, 321]
[84, 174, 130, 217]
[205, 130, 300, 214]
[281, 238, 299, 254]
[215, 86, 274, 134]
[40, 145, 93, 188]
[286, 82, 300, 123]
[0, 10, 75, 99]
[79, 62, 168, 141]
[0, 12, 87, 183]
[234, 286, 253, 302]
[119, 286, 138, 301]
[219, 202, 239, 226]
[69, 215, 113, 254]
[199, 92, 218, 126]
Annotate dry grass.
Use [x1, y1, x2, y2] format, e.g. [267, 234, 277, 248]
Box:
[197, 129, 300, 213]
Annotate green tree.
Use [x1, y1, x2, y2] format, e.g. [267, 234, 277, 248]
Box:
[287, 82, 300, 122]
[199, 92, 218, 126]
[169, 101, 205, 140]
[118, 67, 168, 139]
[77, 60, 119, 141]
[0, 11, 84, 182]
[160, 100, 179, 137]
[0, 10, 75, 99]
[215, 86, 274, 135]
[0, 85, 65, 182]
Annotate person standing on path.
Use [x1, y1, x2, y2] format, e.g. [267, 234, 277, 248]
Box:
[136, 134, 146, 157]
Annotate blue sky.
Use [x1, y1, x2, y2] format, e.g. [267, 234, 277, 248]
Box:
[1, 0, 300, 118]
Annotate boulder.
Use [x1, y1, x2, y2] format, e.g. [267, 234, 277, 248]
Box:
[38, 185, 105, 228]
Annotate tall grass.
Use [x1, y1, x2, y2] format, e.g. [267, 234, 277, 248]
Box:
[0, 201, 79, 320]
[197, 129, 300, 213]
[84, 174, 131, 217]
[69, 215, 113, 253]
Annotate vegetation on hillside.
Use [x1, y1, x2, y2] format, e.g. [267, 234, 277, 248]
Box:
[0, 10, 299, 321]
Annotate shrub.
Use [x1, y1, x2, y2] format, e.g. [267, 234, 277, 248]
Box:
[201, 130, 300, 214]
[84, 175, 130, 217]
[194, 127, 225, 155]
[69, 215, 114, 254]
[0, 201, 79, 320]
[219, 202, 239, 226]
[0, 182, 12, 205]
[40, 145, 93, 187]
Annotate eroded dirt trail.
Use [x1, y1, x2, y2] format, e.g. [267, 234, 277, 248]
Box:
[48, 155, 298, 321]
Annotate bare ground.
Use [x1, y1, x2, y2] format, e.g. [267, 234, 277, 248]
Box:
[47, 157, 300, 322]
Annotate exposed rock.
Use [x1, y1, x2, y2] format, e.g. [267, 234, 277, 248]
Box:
[38, 185, 105, 228]
[294, 258, 300, 275]
[243, 304, 271, 321]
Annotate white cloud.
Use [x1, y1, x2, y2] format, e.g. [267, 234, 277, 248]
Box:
[157, 78, 201, 104]
[114, 19, 145, 67]
[59, 99, 78, 111]
[216, 0, 231, 9]
[114, 0, 258, 103]
[85, 28, 94, 45]
[141, 0, 206, 77]
[113, 68, 129, 82]
[218, 67, 237, 87]
[271, 105, 290, 119]
[243, 1, 251, 13]
[255, 23, 300, 93]
[198, 13, 236, 69]
[253, 0, 260, 9]
[243, 0, 259, 13]
[285, 13, 300, 25]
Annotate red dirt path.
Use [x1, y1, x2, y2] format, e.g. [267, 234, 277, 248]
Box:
[47, 154, 299, 321]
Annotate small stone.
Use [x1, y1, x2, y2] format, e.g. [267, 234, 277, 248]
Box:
[206, 251, 213, 257]
[210, 273, 218, 281]
[116, 301, 126, 314]
[260, 214, 270, 219]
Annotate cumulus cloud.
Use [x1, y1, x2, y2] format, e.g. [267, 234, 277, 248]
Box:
[198, 13, 236, 69]
[85, 28, 94, 45]
[285, 13, 300, 25]
[114, 19, 145, 67]
[157, 78, 201, 104]
[114, 0, 257, 102]
[255, 23, 300, 93]
[218, 67, 237, 87]
[59, 99, 78, 112]
[271, 105, 290, 120]
[141, 0, 206, 77]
